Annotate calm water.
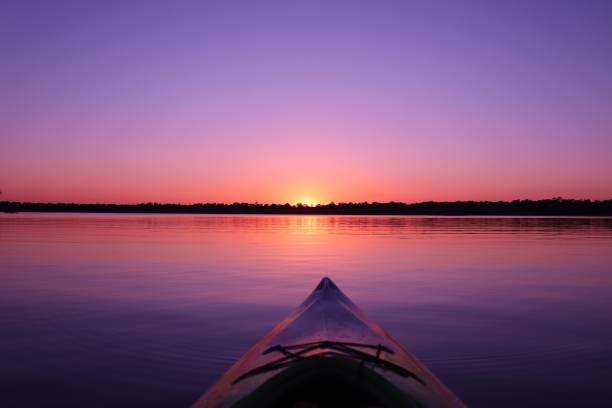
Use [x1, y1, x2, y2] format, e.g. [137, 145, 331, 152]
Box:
[1, 213, 612, 407]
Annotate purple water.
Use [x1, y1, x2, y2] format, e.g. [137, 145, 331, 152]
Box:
[1, 213, 611, 406]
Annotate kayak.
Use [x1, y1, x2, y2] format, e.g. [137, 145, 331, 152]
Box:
[193, 277, 465, 408]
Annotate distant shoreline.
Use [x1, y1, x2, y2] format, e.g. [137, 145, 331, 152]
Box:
[2, 199, 612, 216]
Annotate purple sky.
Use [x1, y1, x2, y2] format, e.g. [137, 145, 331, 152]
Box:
[1, 0, 611, 203]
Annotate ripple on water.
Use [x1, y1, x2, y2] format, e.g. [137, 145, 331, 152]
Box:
[1, 214, 612, 407]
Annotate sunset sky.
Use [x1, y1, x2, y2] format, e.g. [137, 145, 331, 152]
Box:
[2, 1, 611, 204]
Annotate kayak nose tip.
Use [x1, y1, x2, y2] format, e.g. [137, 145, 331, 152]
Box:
[315, 277, 339, 291]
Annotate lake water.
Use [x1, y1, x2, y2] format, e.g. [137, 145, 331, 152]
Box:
[1, 213, 612, 407]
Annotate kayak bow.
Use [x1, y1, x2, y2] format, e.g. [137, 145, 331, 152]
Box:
[193, 277, 465, 408]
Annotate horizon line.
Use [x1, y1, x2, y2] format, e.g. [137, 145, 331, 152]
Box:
[2, 197, 612, 206]
[3, 198, 612, 217]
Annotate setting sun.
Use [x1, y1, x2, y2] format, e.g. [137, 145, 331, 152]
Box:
[295, 197, 320, 207]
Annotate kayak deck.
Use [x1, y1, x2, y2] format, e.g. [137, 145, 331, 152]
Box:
[193, 277, 465, 408]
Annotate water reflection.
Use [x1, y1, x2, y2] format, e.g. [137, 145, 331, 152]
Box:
[1, 214, 611, 406]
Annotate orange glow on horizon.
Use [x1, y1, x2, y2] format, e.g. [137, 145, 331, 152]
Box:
[294, 197, 320, 207]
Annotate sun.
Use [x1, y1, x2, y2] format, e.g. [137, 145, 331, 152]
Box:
[295, 197, 320, 207]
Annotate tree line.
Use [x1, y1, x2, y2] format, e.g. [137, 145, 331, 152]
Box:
[2, 198, 612, 215]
